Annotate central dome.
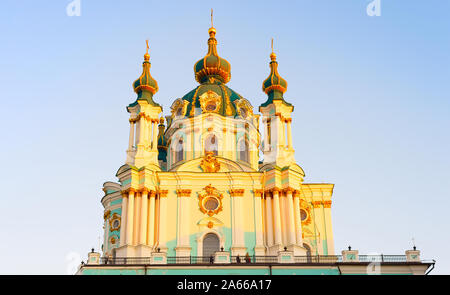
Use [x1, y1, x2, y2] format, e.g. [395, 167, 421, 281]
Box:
[194, 27, 231, 84]
[179, 80, 244, 117]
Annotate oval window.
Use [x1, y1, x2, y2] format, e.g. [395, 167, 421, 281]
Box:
[206, 102, 216, 111]
[204, 197, 219, 211]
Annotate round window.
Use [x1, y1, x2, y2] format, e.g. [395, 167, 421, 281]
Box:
[300, 209, 308, 221]
[204, 197, 219, 211]
[113, 220, 120, 228]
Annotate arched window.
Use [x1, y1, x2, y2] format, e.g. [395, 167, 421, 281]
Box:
[205, 134, 218, 156]
[175, 138, 184, 163]
[238, 139, 249, 163]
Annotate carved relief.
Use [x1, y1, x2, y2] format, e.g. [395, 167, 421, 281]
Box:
[200, 151, 221, 172]
[199, 90, 222, 113]
[198, 184, 223, 216]
[109, 213, 121, 232]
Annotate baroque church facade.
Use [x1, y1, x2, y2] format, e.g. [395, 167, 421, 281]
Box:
[101, 23, 334, 260]
[78, 19, 432, 275]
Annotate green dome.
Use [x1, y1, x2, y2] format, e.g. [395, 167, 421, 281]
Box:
[180, 81, 245, 117]
[262, 52, 287, 98]
[194, 27, 231, 84]
[132, 52, 159, 106]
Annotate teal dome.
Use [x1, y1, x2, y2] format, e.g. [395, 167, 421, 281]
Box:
[132, 52, 159, 105]
[180, 81, 245, 117]
[194, 27, 231, 84]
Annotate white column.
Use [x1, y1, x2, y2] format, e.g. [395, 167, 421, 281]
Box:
[286, 119, 293, 149]
[272, 188, 282, 246]
[139, 189, 149, 245]
[126, 190, 135, 245]
[128, 121, 135, 150]
[177, 191, 191, 247]
[147, 191, 156, 246]
[231, 192, 245, 247]
[293, 191, 302, 245]
[265, 192, 274, 247]
[280, 192, 287, 245]
[286, 189, 297, 245]
[152, 120, 158, 151]
[323, 200, 335, 255]
[135, 120, 140, 147]
[133, 192, 141, 246]
[254, 191, 264, 248]
[143, 117, 148, 146]
[119, 193, 128, 247]
[158, 191, 168, 249]
[137, 114, 145, 147]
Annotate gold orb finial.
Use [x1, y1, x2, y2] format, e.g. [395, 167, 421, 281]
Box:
[208, 8, 216, 37]
[270, 38, 277, 61]
[144, 39, 150, 61]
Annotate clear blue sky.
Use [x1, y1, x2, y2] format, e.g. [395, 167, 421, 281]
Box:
[0, 0, 448, 274]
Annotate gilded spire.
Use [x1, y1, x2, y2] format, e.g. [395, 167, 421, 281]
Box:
[194, 10, 231, 84]
[132, 40, 159, 104]
[262, 38, 287, 100]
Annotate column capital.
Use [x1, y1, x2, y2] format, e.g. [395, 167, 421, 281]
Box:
[293, 190, 301, 198]
[121, 187, 136, 195]
[271, 187, 281, 194]
[176, 189, 191, 197]
[159, 190, 169, 198]
[149, 190, 156, 198]
[254, 189, 263, 197]
[230, 189, 245, 197]
[283, 187, 295, 194]
[312, 201, 322, 208]
[140, 187, 150, 194]
[323, 200, 332, 208]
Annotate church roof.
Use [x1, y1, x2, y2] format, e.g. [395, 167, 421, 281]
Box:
[130, 41, 160, 108]
[179, 81, 246, 117]
[193, 25, 231, 84]
[260, 41, 292, 109]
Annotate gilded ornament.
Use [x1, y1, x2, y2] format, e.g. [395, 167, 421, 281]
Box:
[199, 90, 222, 113]
[198, 184, 224, 216]
[103, 210, 111, 220]
[109, 213, 121, 232]
[176, 189, 192, 197]
[230, 189, 244, 197]
[200, 152, 221, 172]
[300, 199, 312, 226]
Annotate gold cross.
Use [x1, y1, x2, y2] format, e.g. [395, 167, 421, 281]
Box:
[146, 40, 149, 54]
[211, 8, 213, 27]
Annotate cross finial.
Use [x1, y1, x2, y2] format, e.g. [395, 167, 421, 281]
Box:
[146, 40, 149, 54]
[412, 237, 416, 250]
[271, 38, 274, 53]
[211, 8, 214, 27]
